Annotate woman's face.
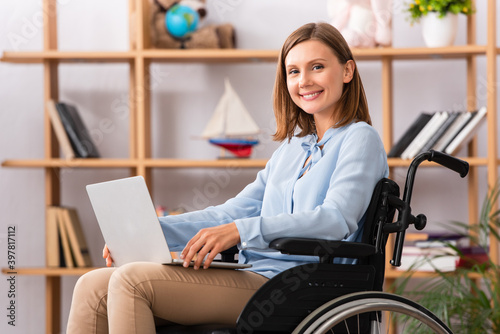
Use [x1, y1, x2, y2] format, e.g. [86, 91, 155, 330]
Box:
[285, 40, 354, 124]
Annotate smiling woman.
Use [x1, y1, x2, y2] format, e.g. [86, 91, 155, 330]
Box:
[66, 22, 388, 334]
[273, 22, 370, 143]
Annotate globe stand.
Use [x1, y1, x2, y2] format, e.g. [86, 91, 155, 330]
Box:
[177, 36, 192, 49]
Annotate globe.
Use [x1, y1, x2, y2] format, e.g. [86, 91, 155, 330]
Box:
[165, 4, 200, 39]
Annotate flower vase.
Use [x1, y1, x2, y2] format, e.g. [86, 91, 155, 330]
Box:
[421, 12, 458, 47]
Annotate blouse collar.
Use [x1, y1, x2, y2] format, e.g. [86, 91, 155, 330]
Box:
[299, 127, 337, 175]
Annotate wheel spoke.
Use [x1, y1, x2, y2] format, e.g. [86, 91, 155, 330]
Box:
[387, 310, 392, 334]
[343, 319, 350, 334]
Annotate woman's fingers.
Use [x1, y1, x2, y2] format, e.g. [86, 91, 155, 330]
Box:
[102, 244, 114, 267]
[201, 244, 222, 269]
[192, 239, 212, 270]
[102, 245, 109, 258]
[182, 236, 213, 270]
[105, 255, 113, 267]
[181, 223, 240, 270]
[180, 234, 199, 265]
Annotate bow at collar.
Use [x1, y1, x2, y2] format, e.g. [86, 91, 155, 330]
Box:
[300, 128, 335, 176]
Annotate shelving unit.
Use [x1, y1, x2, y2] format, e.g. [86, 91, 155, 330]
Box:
[1, 0, 498, 333]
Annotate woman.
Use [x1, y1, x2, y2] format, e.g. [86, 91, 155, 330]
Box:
[67, 22, 388, 333]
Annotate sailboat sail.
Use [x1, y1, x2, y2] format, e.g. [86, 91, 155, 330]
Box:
[201, 78, 260, 158]
[201, 78, 260, 138]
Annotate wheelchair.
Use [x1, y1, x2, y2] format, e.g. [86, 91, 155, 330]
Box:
[159, 150, 469, 334]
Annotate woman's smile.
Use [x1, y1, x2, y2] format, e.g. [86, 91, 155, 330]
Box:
[300, 90, 323, 100]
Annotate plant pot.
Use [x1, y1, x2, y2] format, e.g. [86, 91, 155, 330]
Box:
[421, 12, 458, 47]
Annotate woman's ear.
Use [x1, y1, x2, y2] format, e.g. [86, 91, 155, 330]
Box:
[343, 60, 355, 83]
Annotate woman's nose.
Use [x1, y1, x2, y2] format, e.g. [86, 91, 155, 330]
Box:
[299, 73, 311, 88]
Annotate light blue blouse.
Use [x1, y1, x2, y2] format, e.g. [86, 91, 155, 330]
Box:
[159, 121, 389, 278]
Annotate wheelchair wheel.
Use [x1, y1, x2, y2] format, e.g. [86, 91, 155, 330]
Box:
[293, 291, 452, 334]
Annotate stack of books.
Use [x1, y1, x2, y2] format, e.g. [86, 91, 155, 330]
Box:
[397, 233, 489, 272]
[47, 100, 100, 160]
[47, 206, 93, 268]
[397, 233, 463, 272]
[388, 107, 487, 159]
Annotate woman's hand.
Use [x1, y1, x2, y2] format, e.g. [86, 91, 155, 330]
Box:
[180, 222, 240, 270]
[102, 245, 114, 267]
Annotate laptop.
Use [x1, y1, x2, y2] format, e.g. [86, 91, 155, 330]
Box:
[86, 176, 251, 269]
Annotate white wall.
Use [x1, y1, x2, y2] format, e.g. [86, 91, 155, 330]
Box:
[0, 1, 494, 333]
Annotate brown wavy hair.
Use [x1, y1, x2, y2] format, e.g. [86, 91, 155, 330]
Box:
[273, 22, 371, 142]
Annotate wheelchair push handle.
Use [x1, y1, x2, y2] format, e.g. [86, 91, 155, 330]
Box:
[403, 150, 469, 205]
[427, 150, 469, 178]
[390, 150, 469, 267]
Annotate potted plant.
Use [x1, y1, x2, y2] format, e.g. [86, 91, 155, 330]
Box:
[405, 0, 475, 47]
[394, 184, 500, 333]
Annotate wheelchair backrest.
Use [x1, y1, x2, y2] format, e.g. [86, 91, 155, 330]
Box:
[359, 177, 400, 291]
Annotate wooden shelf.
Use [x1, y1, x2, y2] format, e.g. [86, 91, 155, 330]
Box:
[2, 157, 489, 169]
[144, 158, 268, 168]
[2, 267, 99, 276]
[0, 51, 136, 63]
[385, 268, 484, 280]
[387, 157, 489, 168]
[352, 44, 488, 60]
[1, 45, 489, 64]
[142, 49, 278, 63]
[143, 45, 490, 62]
[1, 158, 137, 168]
[385, 268, 435, 279]
[1, 158, 268, 169]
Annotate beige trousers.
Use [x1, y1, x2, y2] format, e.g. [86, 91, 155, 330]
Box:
[66, 262, 268, 334]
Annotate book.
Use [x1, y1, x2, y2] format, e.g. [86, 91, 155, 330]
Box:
[445, 106, 487, 155]
[46, 206, 92, 268]
[56, 207, 75, 268]
[431, 111, 473, 152]
[456, 246, 489, 269]
[55, 102, 100, 158]
[401, 111, 449, 160]
[398, 246, 459, 272]
[64, 208, 93, 267]
[397, 232, 465, 272]
[418, 111, 459, 154]
[414, 239, 458, 248]
[387, 113, 433, 158]
[47, 100, 76, 160]
[425, 232, 466, 241]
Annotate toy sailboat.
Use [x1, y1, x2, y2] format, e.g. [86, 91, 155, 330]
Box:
[201, 78, 260, 158]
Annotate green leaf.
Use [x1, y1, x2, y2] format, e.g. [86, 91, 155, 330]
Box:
[404, 0, 475, 23]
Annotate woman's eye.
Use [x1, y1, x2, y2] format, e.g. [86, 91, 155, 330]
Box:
[313, 65, 324, 70]
[288, 69, 299, 75]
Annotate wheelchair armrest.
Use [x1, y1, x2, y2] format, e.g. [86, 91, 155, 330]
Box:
[269, 238, 377, 262]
